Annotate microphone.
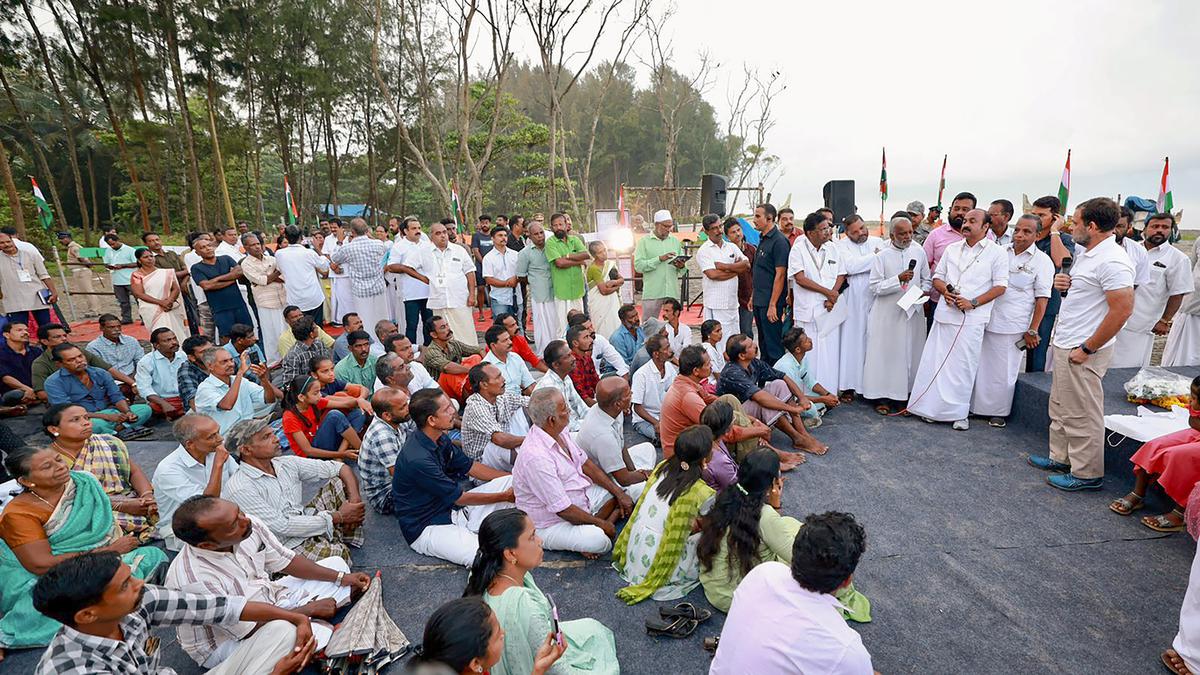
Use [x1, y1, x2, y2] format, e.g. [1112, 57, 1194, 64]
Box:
[1059, 257, 1074, 298]
[945, 284, 957, 295]
[907, 259, 917, 271]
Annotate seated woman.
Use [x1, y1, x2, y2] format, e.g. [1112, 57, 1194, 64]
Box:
[42, 403, 159, 540]
[464, 508, 619, 675]
[281, 375, 369, 461]
[309, 355, 371, 402]
[0, 446, 167, 650]
[613, 425, 716, 604]
[697, 447, 871, 620]
[409, 596, 564, 675]
[1111, 376, 1200, 533]
[700, 400, 739, 492]
[699, 319, 725, 392]
[773, 328, 839, 427]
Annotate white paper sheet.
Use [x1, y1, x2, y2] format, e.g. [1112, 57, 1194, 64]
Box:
[1103, 405, 1190, 443]
[815, 299, 849, 337]
[897, 284, 928, 318]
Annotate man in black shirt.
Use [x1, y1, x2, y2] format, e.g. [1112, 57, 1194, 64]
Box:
[1026, 195, 1075, 372]
[751, 203, 791, 363]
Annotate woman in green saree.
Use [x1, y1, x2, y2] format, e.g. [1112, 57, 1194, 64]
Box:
[0, 446, 168, 651]
[612, 424, 716, 604]
[696, 447, 871, 620]
[463, 509, 619, 675]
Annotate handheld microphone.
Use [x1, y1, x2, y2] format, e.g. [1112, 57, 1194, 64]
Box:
[1059, 257, 1074, 298]
[907, 259, 917, 272]
[945, 284, 957, 296]
[838, 278, 850, 293]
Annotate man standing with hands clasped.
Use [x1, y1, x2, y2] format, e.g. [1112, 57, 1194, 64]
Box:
[788, 211, 846, 395]
[1028, 197, 1134, 491]
[1110, 212, 1194, 368]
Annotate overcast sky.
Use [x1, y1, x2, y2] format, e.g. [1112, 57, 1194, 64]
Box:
[519, 0, 1199, 218]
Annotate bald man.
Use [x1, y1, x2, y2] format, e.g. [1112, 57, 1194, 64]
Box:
[358, 387, 413, 514]
[576, 377, 657, 502]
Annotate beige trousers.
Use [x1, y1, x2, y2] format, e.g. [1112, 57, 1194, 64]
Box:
[1047, 345, 1114, 480]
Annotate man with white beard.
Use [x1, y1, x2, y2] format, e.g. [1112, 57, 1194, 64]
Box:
[835, 215, 883, 402]
[908, 208, 1008, 430]
[1111, 213, 1194, 368]
[861, 215, 930, 415]
[787, 211, 845, 393]
[969, 215, 1053, 427]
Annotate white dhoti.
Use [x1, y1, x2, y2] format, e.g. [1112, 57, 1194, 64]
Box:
[861, 303, 926, 402]
[1164, 315, 1200, 366]
[532, 300, 561, 357]
[435, 306, 478, 346]
[970, 330, 1024, 417]
[703, 307, 739, 354]
[1174, 537, 1200, 674]
[908, 320, 986, 422]
[482, 414, 531, 472]
[556, 298, 584, 329]
[537, 482, 640, 555]
[353, 292, 391, 346]
[409, 475, 514, 566]
[257, 307, 287, 363]
[1111, 328, 1155, 369]
[386, 274, 406, 326]
[797, 320, 841, 393]
[836, 286, 872, 393]
[330, 277, 354, 323]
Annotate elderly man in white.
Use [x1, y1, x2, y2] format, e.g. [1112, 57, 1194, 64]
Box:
[908, 208, 1008, 430]
[835, 215, 884, 401]
[787, 211, 845, 393]
[969, 215, 1053, 427]
[1111, 213, 1194, 368]
[696, 214, 749, 355]
[400, 220, 479, 346]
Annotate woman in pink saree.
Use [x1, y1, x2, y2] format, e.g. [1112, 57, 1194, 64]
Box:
[129, 247, 186, 335]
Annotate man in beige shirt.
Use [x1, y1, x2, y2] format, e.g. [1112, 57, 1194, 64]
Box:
[0, 231, 57, 326]
[239, 233, 289, 359]
[58, 231, 102, 313]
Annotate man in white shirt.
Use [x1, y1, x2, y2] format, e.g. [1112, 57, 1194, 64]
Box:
[1111, 212, 1194, 368]
[969, 215, 1053, 426]
[787, 211, 845, 393]
[152, 414, 239, 550]
[986, 199, 1015, 247]
[908, 208, 1009, 430]
[1028, 197, 1134, 491]
[576, 377, 655, 502]
[481, 324, 534, 396]
[835, 215, 884, 401]
[322, 219, 353, 324]
[630, 333, 678, 442]
[660, 298, 692, 359]
[1115, 208, 1151, 288]
[387, 217, 431, 344]
[482, 227, 521, 317]
[400, 220, 478, 346]
[532, 339, 590, 432]
[696, 214, 749, 354]
[183, 231, 216, 339]
[274, 226, 330, 325]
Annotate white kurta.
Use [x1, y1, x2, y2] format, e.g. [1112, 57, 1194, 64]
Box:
[836, 236, 883, 391]
[1112, 243, 1195, 368]
[861, 243, 930, 401]
[788, 236, 844, 392]
[323, 236, 353, 321]
[1174, 537, 1200, 673]
[1164, 253, 1200, 367]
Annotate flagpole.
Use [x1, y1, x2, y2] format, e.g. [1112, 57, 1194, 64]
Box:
[31, 176, 77, 322]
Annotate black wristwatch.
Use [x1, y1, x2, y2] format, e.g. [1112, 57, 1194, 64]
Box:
[1079, 343, 1096, 355]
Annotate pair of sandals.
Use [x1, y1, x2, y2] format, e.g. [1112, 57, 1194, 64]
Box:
[645, 603, 711, 639]
[1109, 493, 1186, 533]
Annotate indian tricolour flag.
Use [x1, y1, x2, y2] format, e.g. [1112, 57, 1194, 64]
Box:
[1158, 157, 1174, 214]
[284, 175, 299, 226]
[450, 183, 464, 233]
[31, 177, 53, 230]
[1057, 149, 1071, 214]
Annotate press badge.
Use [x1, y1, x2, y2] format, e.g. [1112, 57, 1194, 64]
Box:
[17, 270, 32, 282]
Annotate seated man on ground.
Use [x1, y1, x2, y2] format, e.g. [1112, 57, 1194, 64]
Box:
[423, 315, 484, 399]
[513, 388, 636, 557]
[709, 510, 873, 674]
[223, 417, 365, 563]
[495, 311, 547, 372]
[628, 318, 670, 375]
[31, 322, 136, 403]
[610, 304, 645, 366]
[32, 552, 318, 675]
[774, 327, 840, 428]
[165, 495, 371, 670]
[222, 323, 266, 383]
[331, 312, 364, 362]
[0, 320, 41, 412]
[273, 317, 332, 389]
[482, 324, 535, 396]
[660, 344, 772, 460]
[178, 335, 214, 410]
[334, 330, 379, 390]
[44, 344, 152, 440]
[280, 374, 368, 461]
[462, 363, 530, 471]
[374, 334, 439, 393]
[532, 340, 591, 432]
[195, 347, 279, 435]
[630, 333, 678, 442]
[717, 333, 823, 462]
[566, 324, 601, 406]
[391, 388, 514, 567]
[358, 386, 413, 514]
[152, 413, 239, 550]
[577, 377, 657, 503]
[565, 311, 629, 377]
[276, 304, 336, 359]
[86, 313, 145, 384]
[135, 327, 187, 420]
[1110, 375, 1200, 533]
[373, 319, 398, 357]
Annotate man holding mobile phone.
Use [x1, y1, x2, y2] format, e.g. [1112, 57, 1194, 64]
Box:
[634, 210, 685, 323]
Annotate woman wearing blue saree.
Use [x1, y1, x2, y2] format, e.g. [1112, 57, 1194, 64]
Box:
[0, 446, 167, 652]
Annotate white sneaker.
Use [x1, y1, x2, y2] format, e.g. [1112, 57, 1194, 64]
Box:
[952, 419, 969, 431]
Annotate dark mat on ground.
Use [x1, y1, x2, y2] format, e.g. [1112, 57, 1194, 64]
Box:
[3, 401, 1194, 673]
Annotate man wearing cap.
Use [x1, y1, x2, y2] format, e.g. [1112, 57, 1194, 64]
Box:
[634, 209, 685, 322]
[907, 201, 929, 244]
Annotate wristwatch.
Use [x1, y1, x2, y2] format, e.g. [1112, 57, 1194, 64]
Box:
[969, 297, 979, 308]
[1080, 343, 1096, 355]
[1025, 329, 1038, 337]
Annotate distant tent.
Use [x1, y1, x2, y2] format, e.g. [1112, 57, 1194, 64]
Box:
[320, 204, 384, 220]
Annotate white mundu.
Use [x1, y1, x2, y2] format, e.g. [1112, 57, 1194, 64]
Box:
[787, 235, 844, 392]
[836, 235, 884, 392]
[1111, 242, 1194, 368]
[970, 244, 1053, 418]
[697, 238, 747, 353]
[908, 237, 1008, 422]
[861, 242, 931, 402]
[1163, 253, 1200, 367]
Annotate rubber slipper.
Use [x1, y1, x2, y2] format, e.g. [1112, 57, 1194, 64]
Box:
[703, 636, 720, 653]
[660, 602, 712, 623]
[645, 616, 699, 638]
[874, 405, 890, 416]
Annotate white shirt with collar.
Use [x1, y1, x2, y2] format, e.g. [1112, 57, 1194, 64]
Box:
[1053, 236, 1136, 349]
[392, 237, 431, 300]
[1126, 243, 1195, 334]
[215, 240, 243, 261]
[273, 245, 330, 312]
[151, 444, 240, 550]
[665, 321, 691, 355]
[788, 236, 844, 322]
[987, 227, 1013, 248]
[372, 359, 439, 394]
[631, 360, 678, 425]
[987, 243, 1053, 334]
[696, 239, 747, 310]
[482, 247, 520, 304]
[932, 237, 1009, 325]
[1122, 237, 1151, 287]
[322, 236, 348, 278]
[405, 242, 473, 309]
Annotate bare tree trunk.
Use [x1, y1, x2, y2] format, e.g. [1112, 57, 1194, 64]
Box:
[205, 70, 237, 230]
[365, 101, 377, 226]
[129, 60, 170, 233]
[159, 0, 204, 228]
[0, 140, 26, 235]
[87, 148, 99, 236]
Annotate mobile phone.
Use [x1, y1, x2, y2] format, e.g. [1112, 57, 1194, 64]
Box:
[546, 593, 565, 646]
[1015, 336, 1029, 351]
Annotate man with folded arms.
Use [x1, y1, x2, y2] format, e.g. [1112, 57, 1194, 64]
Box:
[1111, 212, 1194, 368]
